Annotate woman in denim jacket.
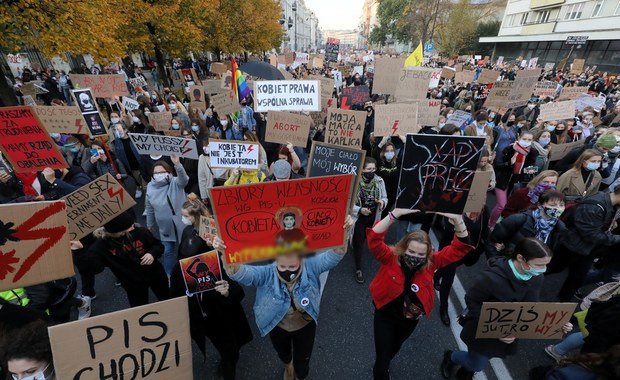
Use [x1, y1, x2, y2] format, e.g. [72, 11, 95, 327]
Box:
[213, 216, 352, 380]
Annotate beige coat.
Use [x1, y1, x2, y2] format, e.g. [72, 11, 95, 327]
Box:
[557, 168, 602, 198]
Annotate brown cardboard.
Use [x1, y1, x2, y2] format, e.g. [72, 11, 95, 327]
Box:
[70, 74, 129, 97]
[189, 85, 206, 112]
[455, 70, 475, 84]
[464, 170, 493, 213]
[210, 90, 241, 116]
[266, 111, 313, 147]
[441, 67, 456, 80]
[372, 57, 406, 94]
[0, 201, 74, 292]
[325, 109, 365, 148]
[31, 105, 87, 134]
[204, 80, 223, 94]
[533, 81, 558, 98]
[539, 100, 576, 122]
[571, 59, 585, 74]
[558, 86, 588, 100]
[505, 69, 540, 109]
[477, 69, 499, 84]
[211, 62, 227, 75]
[374, 103, 419, 136]
[199, 216, 218, 244]
[285, 52, 295, 65]
[416, 99, 442, 127]
[484, 80, 514, 112]
[476, 302, 577, 339]
[62, 173, 137, 240]
[394, 67, 438, 101]
[149, 111, 173, 131]
[48, 297, 192, 380]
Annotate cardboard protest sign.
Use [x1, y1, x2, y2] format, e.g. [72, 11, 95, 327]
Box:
[455, 70, 475, 84]
[558, 86, 588, 100]
[0, 106, 67, 173]
[72, 88, 108, 136]
[534, 81, 558, 98]
[374, 103, 419, 136]
[265, 111, 312, 147]
[121, 96, 140, 112]
[372, 57, 406, 94]
[539, 100, 576, 122]
[62, 173, 137, 240]
[210, 90, 241, 116]
[178, 68, 200, 86]
[477, 69, 498, 84]
[128, 76, 147, 88]
[325, 108, 365, 148]
[441, 67, 456, 80]
[575, 93, 606, 112]
[208, 140, 260, 169]
[284, 52, 295, 65]
[342, 85, 371, 108]
[220, 70, 233, 90]
[31, 105, 86, 134]
[48, 297, 192, 380]
[211, 62, 227, 75]
[476, 302, 577, 339]
[209, 175, 353, 264]
[557, 58, 568, 71]
[549, 139, 585, 161]
[189, 85, 206, 111]
[571, 59, 585, 74]
[199, 216, 218, 244]
[254, 80, 321, 112]
[70, 74, 129, 97]
[0, 201, 73, 291]
[464, 170, 493, 213]
[446, 110, 473, 129]
[312, 57, 324, 68]
[506, 69, 540, 109]
[309, 75, 335, 98]
[417, 99, 442, 127]
[129, 133, 199, 160]
[325, 38, 340, 62]
[204, 79, 223, 94]
[394, 67, 439, 101]
[179, 250, 222, 294]
[396, 135, 486, 214]
[149, 111, 173, 131]
[484, 80, 514, 112]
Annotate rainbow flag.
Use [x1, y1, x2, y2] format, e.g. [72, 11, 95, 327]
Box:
[231, 57, 251, 101]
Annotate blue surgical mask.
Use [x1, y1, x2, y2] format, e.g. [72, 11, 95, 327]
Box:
[546, 125, 556, 132]
[585, 162, 600, 171]
[191, 125, 200, 132]
[508, 259, 545, 281]
[12, 363, 54, 380]
[171, 123, 180, 130]
[384, 151, 395, 161]
[438, 123, 446, 129]
[539, 137, 550, 146]
[70, 147, 80, 153]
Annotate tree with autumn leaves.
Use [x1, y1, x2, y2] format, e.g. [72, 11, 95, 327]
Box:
[0, 0, 283, 105]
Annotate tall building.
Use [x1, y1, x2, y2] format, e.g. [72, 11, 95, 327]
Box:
[322, 30, 360, 49]
[280, 0, 322, 52]
[480, 0, 620, 72]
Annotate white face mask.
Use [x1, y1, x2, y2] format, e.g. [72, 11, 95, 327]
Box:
[153, 173, 169, 183]
[519, 140, 532, 148]
[12, 363, 53, 380]
[610, 146, 620, 154]
[110, 117, 120, 123]
[171, 123, 180, 130]
[220, 120, 228, 127]
[203, 146, 209, 155]
[181, 216, 193, 226]
[144, 111, 151, 117]
[527, 104, 535, 109]
[132, 116, 140, 123]
[169, 103, 177, 111]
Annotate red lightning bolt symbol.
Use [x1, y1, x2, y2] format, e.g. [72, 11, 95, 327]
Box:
[391, 120, 400, 135]
[12, 202, 67, 283]
[180, 139, 193, 155]
[75, 119, 84, 134]
[107, 186, 125, 204]
[247, 144, 254, 154]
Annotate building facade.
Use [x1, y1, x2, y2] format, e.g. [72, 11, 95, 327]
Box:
[280, 0, 322, 52]
[480, 0, 620, 72]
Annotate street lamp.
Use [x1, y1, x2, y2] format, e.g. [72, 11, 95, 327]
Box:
[292, 1, 297, 52]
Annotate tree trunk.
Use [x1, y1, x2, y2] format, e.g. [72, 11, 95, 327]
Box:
[0, 64, 18, 107]
[154, 44, 169, 88]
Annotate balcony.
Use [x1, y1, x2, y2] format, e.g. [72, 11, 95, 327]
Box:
[521, 21, 556, 34]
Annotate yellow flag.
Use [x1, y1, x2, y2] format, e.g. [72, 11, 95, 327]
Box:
[404, 43, 424, 67]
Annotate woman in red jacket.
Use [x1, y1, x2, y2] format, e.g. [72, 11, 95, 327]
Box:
[368, 208, 472, 380]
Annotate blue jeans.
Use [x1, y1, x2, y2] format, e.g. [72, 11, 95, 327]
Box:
[451, 350, 489, 372]
[162, 241, 176, 276]
[555, 332, 584, 355]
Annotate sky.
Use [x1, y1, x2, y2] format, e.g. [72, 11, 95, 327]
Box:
[305, 0, 364, 30]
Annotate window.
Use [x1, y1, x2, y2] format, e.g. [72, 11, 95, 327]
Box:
[535, 10, 551, 23]
[564, 3, 584, 19]
[615, 0, 620, 14]
[520, 12, 529, 24]
[592, 0, 604, 16]
[505, 13, 516, 26]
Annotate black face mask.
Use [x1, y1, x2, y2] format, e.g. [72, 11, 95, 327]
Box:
[278, 269, 299, 282]
[366, 106, 373, 112]
[506, 121, 515, 127]
[401, 255, 426, 270]
[362, 172, 375, 181]
[555, 129, 564, 135]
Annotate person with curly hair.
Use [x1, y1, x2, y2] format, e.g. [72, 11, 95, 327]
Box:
[0, 320, 56, 380]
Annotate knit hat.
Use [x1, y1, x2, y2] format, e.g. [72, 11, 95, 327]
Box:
[104, 211, 135, 233]
[596, 134, 617, 150]
[273, 160, 292, 180]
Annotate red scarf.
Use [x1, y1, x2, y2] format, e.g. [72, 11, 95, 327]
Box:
[15, 172, 38, 197]
[512, 142, 530, 175]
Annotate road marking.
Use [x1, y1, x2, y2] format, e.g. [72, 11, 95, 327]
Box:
[431, 230, 513, 380]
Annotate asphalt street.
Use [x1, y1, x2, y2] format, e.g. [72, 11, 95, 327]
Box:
[84, 195, 571, 380]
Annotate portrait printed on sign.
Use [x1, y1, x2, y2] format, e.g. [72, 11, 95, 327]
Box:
[274, 207, 308, 251]
[74, 89, 97, 114]
[179, 250, 222, 295]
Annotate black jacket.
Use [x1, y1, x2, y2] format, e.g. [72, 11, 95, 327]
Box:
[460, 257, 543, 358]
[487, 210, 566, 258]
[84, 227, 166, 287]
[564, 192, 620, 256]
[494, 144, 538, 190]
[582, 294, 620, 353]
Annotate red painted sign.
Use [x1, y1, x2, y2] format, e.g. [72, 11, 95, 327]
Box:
[209, 175, 353, 264]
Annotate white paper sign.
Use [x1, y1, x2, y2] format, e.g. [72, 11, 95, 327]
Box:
[446, 110, 472, 129]
[128, 133, 199, 159]
[254, 80, 321, 112]
[122, 96, 140, 112]
[208, 140, 260, 169]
